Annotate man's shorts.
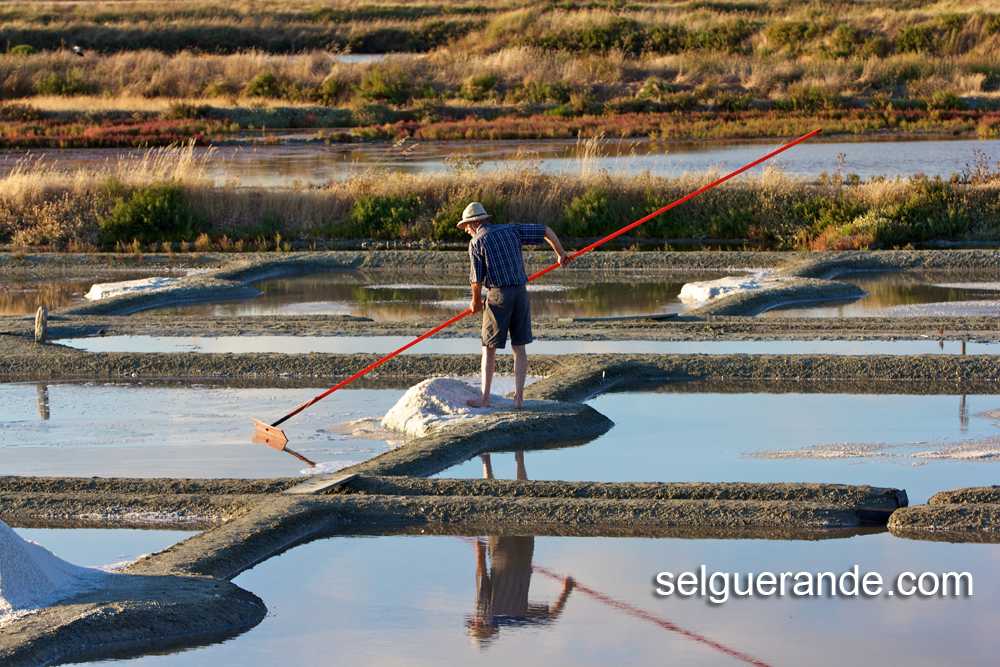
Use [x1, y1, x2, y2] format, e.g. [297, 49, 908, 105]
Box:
[482, 284, 532, 349]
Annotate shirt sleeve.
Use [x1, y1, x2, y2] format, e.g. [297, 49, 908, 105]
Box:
[516, 223, 547, 246]
[469, 240, 487, 284]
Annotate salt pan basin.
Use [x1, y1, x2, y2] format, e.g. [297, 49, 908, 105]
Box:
[442, 388, 1000, 504]
[94, 530, 998, 667]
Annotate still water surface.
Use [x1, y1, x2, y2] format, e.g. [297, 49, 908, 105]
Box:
[0, 380, 405, 478]
[59, 335, 1000, 356]
[4, 137, 998, 187]
[62, 531, 997, 666]
[443, 388, 1000, 505]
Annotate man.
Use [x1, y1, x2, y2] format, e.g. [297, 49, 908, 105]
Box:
[457, 202, 570, 409]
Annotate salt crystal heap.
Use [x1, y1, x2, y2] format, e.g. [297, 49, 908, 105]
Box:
[0, 519, 107, 624]
[678, 271, 776, 303]
[381, 377, 507, 438]
[85, 276, 179, 300]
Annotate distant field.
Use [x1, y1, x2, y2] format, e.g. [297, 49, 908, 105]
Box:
[0, 0, 997, 143]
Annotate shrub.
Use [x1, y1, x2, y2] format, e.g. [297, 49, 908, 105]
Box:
[162, 102, 211, 120]
[460, 74, 499, 101]
[928, 90, 967, 111]
[897, 25, 936, 54]
[713, 91, 753, 112]
[316, 77, 340, 105]
[765, 21, 823, 52]
[243, 71, 283, 98]
[0, 102, 43, 122]
[346, 193, 421, 238]
[557, 187, 637, 237]
[353, 67, 411, 105]
[204, 80, 238, 98]
[776, 83, 842, 111]
[828, 24, 864, 58]
[99, 182, 204, 243]
[36, 71, 88, 96]
[10, 45, 36, 56]
[433, 197, 509, 241]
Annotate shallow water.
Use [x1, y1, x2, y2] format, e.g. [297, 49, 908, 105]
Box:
[762, 271, 1000, 318]
[58, 335, 1000, 356]
[157, 269, 724, 320]
[4, 137, 997, 187]
[0, 273, 166, 316]
[0, 380, 408, 478]
[441, 388, 1000, 505]
[63, 531, 997, 666]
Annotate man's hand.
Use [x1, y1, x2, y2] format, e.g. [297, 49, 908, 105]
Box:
[470, 281, 484, 312]
[544, 226, 571, 268]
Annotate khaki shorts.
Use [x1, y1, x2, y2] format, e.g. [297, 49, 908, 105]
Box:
[482, 284, 532, 349]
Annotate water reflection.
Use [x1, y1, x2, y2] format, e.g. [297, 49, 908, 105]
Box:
[469, 452, 575, 646]
[36, 383, 49, 420]
[0, 274, 165, 315]
[6, 137, 996, 187]
[159, 270, 721, 320]
[762, 271, 1000, 318]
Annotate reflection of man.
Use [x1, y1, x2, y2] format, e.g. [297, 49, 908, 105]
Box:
[457, 202, 570, 409]
[467, 451, 575, 646]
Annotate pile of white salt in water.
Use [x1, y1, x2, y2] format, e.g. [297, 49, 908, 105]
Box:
[0, 519, 108, 626]
[381, 377, 511, 438]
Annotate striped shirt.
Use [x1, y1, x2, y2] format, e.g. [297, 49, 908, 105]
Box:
[469, 222, 547, 288]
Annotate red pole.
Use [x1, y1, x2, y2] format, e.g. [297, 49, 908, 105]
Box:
[261, 129, 822, 431]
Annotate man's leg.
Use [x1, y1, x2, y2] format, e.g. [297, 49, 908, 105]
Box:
[468, 345, 496, 408]
[512, 344, 527, 409]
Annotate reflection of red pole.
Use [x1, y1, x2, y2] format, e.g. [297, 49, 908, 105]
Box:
[253, 129, 822, 443]
[457, 536, 773, 667]
[532, 565, 773, 667]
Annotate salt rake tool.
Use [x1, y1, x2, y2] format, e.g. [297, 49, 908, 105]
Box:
[251, 128, 822, 446]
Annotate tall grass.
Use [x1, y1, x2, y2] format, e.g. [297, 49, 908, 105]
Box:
[4, 143, 1000, 250]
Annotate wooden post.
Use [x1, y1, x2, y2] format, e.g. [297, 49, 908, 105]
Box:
[34, 305, 47, 343]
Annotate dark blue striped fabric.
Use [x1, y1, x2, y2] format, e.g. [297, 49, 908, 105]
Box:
[468, 222, 546, 287]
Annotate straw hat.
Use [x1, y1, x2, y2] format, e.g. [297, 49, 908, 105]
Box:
[457, 202, 491, 228]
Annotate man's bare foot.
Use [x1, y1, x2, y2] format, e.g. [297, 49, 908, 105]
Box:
[467, 395, 491, 408]
[513, 400, 524, 409]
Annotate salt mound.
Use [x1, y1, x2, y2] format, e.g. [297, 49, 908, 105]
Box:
[85, 276, 179, 300]
[679, 271, 775, 303]
[0, 519, 107, 623]
[382, 377, 502, 438]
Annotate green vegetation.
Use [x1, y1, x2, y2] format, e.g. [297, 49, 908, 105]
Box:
[98, 181, 204, 244]
[4, 145, 1000, 252]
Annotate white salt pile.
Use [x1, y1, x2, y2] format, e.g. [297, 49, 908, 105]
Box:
[85, 276, 179, 300]
[381, 377, 507, 438]
[0, 519, 107, 625]
[679, 271, 775, 303]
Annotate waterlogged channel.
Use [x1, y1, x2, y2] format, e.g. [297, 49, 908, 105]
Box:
[58, 530, 998, 667]
[58, 335, 1000, 356]
[442, 386, 1000, 505]
[0, 379, 410, 478]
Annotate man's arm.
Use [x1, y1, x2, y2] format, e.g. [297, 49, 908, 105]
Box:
[544, 226, 570, 267]
[470, 281, 484, 312]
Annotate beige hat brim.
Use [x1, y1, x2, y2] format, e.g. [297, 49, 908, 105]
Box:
[457, 214, 490, 228]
